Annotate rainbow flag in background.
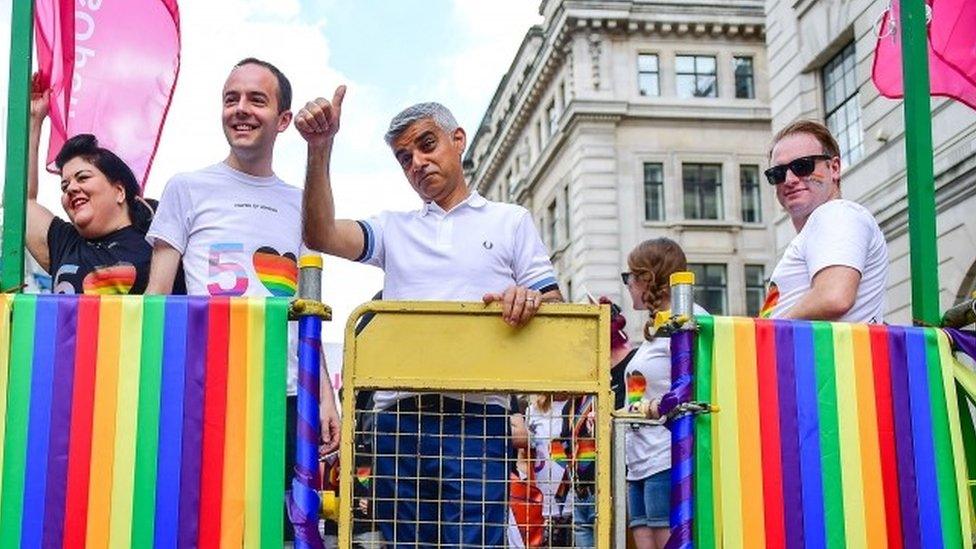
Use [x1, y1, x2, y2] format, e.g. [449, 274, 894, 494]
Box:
[0, 294, 289, 549]
[694, 316, 973, 549]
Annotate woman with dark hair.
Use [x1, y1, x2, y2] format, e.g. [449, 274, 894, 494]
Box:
[27, 78, 164, 294]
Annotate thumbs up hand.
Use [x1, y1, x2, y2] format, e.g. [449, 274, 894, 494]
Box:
[296, 85, 346, 149]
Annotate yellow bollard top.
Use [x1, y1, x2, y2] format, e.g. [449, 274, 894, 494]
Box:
[299, 254, 324, 269]
[669, 271, 695, 285]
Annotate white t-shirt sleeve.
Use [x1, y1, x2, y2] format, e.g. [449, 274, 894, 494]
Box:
[146, 175, 192, 254]
[511, 209, 559, 292]
[356, 211, 388, 268]
[803, 201, 874, 278]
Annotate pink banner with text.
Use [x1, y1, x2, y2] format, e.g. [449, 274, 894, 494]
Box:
[35, 0, 181, 190]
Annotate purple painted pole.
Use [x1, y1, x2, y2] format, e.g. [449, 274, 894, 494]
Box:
[661, 272, 696, 549]
[288, 256, 325, 549]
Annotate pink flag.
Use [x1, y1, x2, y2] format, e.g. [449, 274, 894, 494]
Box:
[35, 0, 181, 190]
[872, 0, 976, 110]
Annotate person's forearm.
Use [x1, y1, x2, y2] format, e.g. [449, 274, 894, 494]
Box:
[145, 245, 181, 295]
[144, 272, 175, 295]
[319, 359, 338, 413]
[782, 289, 849, 321]
[302, 142, 338, 252]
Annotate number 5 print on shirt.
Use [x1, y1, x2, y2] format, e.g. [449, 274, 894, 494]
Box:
[208, 242, 249, 296]
[54, 264, 79, 294]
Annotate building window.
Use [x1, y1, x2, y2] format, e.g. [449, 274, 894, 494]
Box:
[740, 165, 761, 223]
[643, 163, 665, 221]
[676, 55, 717, 98]
[682, 163, 723, 220]
[563, 185, 571, 242]
[744, 265, 765, 317]
[734, 56, 755, 99]
[546, 100, 559, 136]
[689, 263, 727, 315]
[547, 199, 558, 248]
[506, 169, 518, 199]
[638, 53, 660, 96]
[823, 42, 863, 166]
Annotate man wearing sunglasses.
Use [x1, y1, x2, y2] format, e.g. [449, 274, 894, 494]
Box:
[759, 120, 888, 322]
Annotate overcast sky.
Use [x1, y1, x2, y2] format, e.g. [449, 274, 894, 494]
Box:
[0, 0, 542, 341]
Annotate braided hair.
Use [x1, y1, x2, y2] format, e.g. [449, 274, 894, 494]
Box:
[627, 238, 688, 340]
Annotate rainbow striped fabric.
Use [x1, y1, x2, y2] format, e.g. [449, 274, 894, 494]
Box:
[694, 316, 973, 549]
[0, 294, 289, 549]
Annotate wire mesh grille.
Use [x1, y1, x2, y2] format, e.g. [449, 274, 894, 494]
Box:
[329, 391, 601, 548]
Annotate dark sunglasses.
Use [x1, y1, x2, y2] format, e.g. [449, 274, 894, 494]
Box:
[621, 272, 633, 285]
[763, 154, 832, 185]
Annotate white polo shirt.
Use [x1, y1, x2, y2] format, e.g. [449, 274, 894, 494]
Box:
[356, 192, 559, 410]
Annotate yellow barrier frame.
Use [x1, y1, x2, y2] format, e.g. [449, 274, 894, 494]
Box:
[338, 301, 612, 547]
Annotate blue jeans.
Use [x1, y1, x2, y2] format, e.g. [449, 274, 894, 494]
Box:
[572, 492, 596, 548]
[627, 469, 670, 528]
[373, 398, 508, 547]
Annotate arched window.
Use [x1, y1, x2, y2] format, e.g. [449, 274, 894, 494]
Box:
[956, 259, 976, 304]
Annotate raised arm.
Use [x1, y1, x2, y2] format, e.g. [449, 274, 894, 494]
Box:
[296, 85, 365, 261]
[26, 75, 56, 271]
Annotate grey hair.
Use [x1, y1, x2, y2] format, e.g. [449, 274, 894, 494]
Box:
[384, 102, 459, 146]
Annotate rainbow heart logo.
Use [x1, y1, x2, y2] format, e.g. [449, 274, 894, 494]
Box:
[626, 371, 647, 405]
[82, 263, 137, 295]
[356, 466, 371, 488]
[252, 247, 298, 297]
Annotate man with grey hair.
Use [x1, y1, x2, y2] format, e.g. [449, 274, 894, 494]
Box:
[298, 87, 562, 546]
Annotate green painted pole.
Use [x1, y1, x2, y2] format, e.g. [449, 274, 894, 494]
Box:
[899, 0, 941, 326]
[1, 0, 34, 292]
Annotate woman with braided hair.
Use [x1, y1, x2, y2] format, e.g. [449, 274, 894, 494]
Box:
[620, 238, 706, 549]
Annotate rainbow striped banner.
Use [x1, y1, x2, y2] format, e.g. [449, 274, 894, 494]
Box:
[694, 316, 973, 549]
[0, 294, 288, 549]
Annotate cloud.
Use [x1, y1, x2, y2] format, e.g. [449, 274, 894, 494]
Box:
[436, 0, 543, 129]
[0, 1, 543, 342]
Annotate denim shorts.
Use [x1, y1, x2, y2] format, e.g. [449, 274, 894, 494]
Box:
[627, 469, 670, 528]
[572, 492, 596, 548]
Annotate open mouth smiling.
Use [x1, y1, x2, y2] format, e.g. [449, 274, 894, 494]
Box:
[69, 196, 89, 210]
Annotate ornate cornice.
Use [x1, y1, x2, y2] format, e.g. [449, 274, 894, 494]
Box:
[467, 2, 767, 195]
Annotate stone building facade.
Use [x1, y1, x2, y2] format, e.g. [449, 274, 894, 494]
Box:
[765, 0, 976, 323]
[465, 0, 777, 333]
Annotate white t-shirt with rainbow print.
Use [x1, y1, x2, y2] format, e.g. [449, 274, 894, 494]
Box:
[148, 161, 305, 392]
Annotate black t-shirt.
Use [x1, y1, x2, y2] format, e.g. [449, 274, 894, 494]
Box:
[46, 218, 152, 295]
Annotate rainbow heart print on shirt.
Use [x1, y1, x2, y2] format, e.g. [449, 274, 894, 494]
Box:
[82, 263, 137, 295]
[626, 371, 647, 405]
[252, 247, 298, 297]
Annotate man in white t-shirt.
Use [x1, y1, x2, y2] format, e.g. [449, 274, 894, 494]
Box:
[760, 120, 888, 322]
[144, 58, 338, 540]
[295, 89, 562, 546]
